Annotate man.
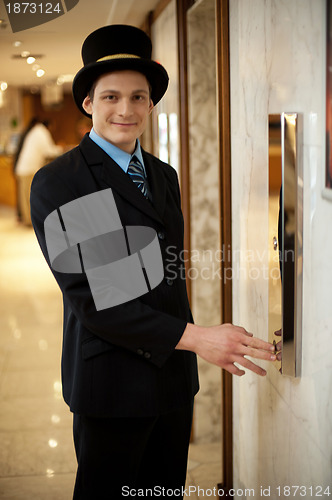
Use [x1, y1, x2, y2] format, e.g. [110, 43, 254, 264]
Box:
[30, 25, 276, 499]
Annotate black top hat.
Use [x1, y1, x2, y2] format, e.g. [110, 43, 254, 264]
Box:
[72, 25, 169, 117]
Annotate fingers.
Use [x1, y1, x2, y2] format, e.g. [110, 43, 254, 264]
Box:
[234, 328, 276, 376]
[274, 330, 282, 361]
[242, 334, 276, 353]
[225, 363, 245, 377]
[243, 345, 276, 362]
[235, 326, 275, 353]
[275, 341, 282, 361]
[199, 323, 278, 376]
[236, 356, 267, 376]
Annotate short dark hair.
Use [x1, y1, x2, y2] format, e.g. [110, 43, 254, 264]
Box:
[88, 81, 97, 102]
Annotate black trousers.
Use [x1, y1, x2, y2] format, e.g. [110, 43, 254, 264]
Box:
[72, 400, 194, 500]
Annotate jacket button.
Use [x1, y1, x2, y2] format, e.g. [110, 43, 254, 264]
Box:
[158, 231, 165, 240]
[166, 278, 174, 286]
[144, 351, 151, 359]
[137, 349, 144, 356]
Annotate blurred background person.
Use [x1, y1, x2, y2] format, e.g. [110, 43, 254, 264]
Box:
[13, 117, 39, 222]
[14, 118, 62, 226]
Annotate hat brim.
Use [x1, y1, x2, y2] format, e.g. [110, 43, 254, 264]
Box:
[72, 58, 169, 117]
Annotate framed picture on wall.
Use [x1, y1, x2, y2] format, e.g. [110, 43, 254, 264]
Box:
[324, 0, 332, 199]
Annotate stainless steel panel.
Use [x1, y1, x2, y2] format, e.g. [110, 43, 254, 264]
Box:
[268, 113, 303, 377]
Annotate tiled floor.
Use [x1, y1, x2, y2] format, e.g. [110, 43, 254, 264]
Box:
[0, 205, 221, 499]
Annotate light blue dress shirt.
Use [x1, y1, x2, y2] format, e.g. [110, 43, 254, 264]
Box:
[89, 128, 146, 175]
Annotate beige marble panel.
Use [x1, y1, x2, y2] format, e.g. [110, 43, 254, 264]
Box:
[229, 0, 332, 493]
[187, 0, 222, 444]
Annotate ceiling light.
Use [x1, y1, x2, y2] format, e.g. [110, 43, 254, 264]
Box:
[27, 56, 36, 64]
[0, 82, 8, 91]
[36, 69, 45, 78]
[32, 64, 40, 71]
[13, 41, 22, 47]
[21, 50, 30, 58]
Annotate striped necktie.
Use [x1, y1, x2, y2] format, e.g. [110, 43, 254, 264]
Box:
[127, 155, 150, 199]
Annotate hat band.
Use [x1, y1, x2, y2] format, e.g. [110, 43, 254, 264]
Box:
[97, 53, 141, 62]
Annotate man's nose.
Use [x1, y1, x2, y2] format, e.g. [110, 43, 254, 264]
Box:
[117, 99, 133, 116]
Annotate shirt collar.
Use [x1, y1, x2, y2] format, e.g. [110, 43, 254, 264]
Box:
[89, 128, 145, 174]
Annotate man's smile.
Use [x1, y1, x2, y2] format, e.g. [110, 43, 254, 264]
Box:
[112, 122, 137, 127]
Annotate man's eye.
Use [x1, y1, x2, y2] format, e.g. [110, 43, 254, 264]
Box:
[133, 95, 145, 101]
[105, 95, 116, 100]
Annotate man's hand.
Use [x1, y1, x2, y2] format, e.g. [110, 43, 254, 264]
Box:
[176, 323, 276, 376]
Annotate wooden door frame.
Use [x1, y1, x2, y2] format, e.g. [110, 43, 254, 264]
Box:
[216, 0, 233, 493]
[176, 0, 195, 301]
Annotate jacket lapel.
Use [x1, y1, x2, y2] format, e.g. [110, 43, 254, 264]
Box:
[142, 150, 167, 223]
[79, 135, 165, 226]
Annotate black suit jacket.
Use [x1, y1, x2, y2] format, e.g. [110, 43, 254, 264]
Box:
[30, 135, 199, 417]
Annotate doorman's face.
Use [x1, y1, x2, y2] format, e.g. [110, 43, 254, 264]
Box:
[82, 70, 154, 154]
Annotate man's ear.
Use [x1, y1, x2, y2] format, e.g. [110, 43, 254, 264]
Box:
[148, 99, 154, 115]
[82, 95, 93, 115]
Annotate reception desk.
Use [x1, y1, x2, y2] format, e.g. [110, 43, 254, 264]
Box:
[0, 155, 16, 207]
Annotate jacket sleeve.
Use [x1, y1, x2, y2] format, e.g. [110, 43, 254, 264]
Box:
[30, 165, 189, 369]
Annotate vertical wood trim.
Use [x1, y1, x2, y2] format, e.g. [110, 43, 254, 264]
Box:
[176, 0, 194, 302]
[216, 0, 233, 493]
[177, 0, 195, 443]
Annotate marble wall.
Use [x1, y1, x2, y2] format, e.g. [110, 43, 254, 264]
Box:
[229, 0, 332, 493]
[187, 0, 222, 444]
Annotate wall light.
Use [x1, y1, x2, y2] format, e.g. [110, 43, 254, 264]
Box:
[0, 82, 8, 91]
